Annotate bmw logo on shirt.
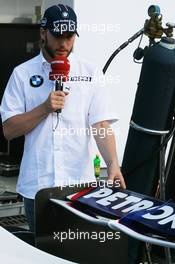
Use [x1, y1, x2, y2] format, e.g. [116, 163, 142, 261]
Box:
[30, 75, 44, 88]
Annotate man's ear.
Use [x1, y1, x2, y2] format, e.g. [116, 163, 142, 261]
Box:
[40, 28, 46, 42]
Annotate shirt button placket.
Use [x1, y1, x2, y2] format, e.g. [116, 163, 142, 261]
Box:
[53, 114, 62, 185]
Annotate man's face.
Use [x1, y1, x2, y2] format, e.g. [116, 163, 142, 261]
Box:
[40, 28, 76, 59]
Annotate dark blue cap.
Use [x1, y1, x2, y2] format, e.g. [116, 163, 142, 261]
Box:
[41, 4, 79, 37]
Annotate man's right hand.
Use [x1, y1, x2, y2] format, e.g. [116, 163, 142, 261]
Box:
[43, 91, 69, 113]
[2, 91, 69, 140]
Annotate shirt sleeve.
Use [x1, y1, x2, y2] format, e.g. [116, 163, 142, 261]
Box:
[0, 67, 26, 123]
[88, 67, 119, 126]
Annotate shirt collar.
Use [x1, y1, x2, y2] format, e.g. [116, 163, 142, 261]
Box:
[68, 52, 75, 63]
[40, 51, 50, 69]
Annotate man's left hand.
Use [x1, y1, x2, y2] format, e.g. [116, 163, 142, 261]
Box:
[107, 163, 126, 189]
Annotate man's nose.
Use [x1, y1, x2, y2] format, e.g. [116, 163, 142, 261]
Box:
[59, 38, 67, 47]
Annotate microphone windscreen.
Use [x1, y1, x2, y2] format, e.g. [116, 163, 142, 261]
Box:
[49, 56, 70, 81]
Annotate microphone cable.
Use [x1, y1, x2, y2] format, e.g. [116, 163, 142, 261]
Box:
[53, 112, 60, 132]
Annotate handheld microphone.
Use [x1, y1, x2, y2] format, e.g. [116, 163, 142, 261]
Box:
[49, 56, 70, 113]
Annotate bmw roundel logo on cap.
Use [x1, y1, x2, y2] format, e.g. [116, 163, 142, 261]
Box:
[62, 11, 69, 18]
[30, 75, 44, 88]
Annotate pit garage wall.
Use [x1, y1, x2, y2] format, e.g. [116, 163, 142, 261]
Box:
[74, 0, 175, 166]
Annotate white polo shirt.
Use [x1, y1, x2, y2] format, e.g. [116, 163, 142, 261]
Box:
[0, 52, 118, 199]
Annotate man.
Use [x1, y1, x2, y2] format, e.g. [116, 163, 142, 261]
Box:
[0, 4, 125, 231]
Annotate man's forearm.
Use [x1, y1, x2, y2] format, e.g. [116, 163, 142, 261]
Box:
[2, 103, 48, 140]
[93, 121, 120, 168]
